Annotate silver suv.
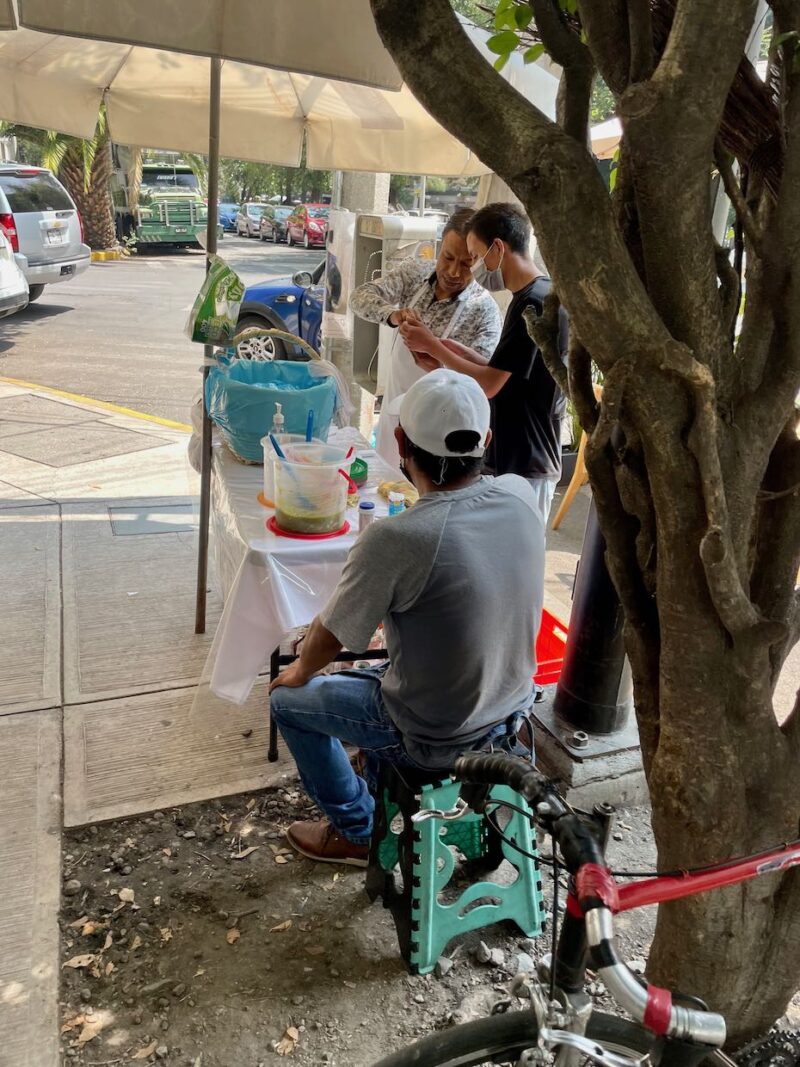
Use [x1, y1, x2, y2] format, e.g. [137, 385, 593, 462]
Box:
[0, 163, 90, 301]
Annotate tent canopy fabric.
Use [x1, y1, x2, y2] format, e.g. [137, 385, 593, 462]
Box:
[0, 19, 558, 177]
[17, 0, 403, 91]
[591, 116, 621, 160]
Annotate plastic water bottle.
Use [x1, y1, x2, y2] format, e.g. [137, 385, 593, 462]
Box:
[387, 492, 406, 517]
[358, 499, 376, 533]
[271, 401, 285, 435]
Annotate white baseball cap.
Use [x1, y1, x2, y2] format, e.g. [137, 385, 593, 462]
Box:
[389, 369, 491, 458]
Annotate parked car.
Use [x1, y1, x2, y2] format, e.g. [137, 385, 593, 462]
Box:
[218, 202, 239, 232]
[259, 205, 293, 243]
[235, 202, 267, 238]
[235, 260, 324, 360]
[286, 204, 329, 249]
[0, 228, 28, 318]
[0, 163, 90, 302]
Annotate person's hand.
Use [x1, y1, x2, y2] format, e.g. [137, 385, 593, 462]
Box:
[387, 307, 416, 327]
[412, 351, 441, 372]
[400, 320, 437, 355]
[269, 659, 313, 693]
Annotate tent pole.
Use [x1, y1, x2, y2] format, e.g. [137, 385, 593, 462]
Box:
[195, 55, 222, 634]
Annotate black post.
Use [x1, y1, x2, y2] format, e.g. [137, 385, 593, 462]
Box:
[195, 56, 222, 634]
[553, 501, 633, 734]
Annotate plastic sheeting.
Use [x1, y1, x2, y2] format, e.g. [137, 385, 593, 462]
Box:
[203, 427, 399, 705]
[205, 359, 339, 463]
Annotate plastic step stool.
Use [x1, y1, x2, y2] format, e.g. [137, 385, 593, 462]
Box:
[366, 766, 545, 975]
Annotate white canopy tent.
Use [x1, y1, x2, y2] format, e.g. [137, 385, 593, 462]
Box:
[0, 0, 559, 628]
[0, 13, 558, 176]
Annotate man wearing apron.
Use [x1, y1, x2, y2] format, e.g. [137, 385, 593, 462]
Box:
[350, 207, 502, 472]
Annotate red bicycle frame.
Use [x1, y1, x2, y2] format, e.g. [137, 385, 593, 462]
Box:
[614, 838, 800, 912]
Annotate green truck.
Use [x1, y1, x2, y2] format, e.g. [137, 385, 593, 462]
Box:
[112, 153, 222, 248]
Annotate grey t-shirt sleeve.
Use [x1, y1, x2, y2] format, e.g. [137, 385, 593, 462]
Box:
[319, 518, 430, 652]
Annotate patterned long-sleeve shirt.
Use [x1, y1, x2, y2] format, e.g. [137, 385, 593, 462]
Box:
[350, 257, 502, 360]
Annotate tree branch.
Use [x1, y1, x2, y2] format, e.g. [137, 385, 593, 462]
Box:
[532, 0, 594, 143]
[578, 1, 630, 94]
[370, 0, 671, 376]
[522, 294, 568, 395]
[627, 0, 655, 83]
[714, 242, 740, 343]
[659, 341, 763, 634]
[567, 338, 599, 434]
[714, 141, 762, 254]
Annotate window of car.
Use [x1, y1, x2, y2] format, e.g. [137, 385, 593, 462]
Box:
[0, 171, 73, 212]
[275, 207, 292, 220]
[248, 205, 264, 217]
[308, 207, 329, 219]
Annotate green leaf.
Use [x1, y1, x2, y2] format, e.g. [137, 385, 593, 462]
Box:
[494, 53, 511, 72]
[487, 30, 521, 55]
[559, 0, 578, 13]
[496, 0, 516, 12]
[514, 5, 533, 28]
[523, 43, 546, 64]
[774, 30, 800, 46]
[494, 8, 518, 29]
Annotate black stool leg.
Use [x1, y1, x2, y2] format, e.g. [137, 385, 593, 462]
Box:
[268, 648, 280, 762]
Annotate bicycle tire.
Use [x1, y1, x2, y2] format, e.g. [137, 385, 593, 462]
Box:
[371, 1009, 729, 1066]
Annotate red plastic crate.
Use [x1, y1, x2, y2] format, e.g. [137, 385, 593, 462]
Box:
[534, 609, 568, 686]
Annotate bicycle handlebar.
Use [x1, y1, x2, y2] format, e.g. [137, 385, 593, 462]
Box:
[453, 753, 727, 1050]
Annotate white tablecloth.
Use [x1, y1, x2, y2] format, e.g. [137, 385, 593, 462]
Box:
[207, 428, 397, 704]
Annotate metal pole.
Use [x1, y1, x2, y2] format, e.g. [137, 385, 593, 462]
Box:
[195, 55, 222, 634]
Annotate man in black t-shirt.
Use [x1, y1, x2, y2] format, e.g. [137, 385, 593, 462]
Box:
[399, 202, 568, 522]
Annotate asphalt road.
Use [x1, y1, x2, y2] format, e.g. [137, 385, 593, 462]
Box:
[0, 236, 322, 425]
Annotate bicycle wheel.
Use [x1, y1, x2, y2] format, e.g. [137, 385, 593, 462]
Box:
[371, 1009, 728, 1066]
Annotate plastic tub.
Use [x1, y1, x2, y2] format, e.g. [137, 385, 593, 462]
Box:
[273, 443, 350, 534]
[260, 434, 324, 506]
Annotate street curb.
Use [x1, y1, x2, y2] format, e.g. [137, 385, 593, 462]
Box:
[0, 376, 191, 432]
[90, 249, 123, 262]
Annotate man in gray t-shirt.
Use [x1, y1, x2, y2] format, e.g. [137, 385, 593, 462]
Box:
[270, 369, 545, 868]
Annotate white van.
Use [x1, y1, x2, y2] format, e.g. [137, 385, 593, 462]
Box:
[0, 163, 90, 302]
[0, 228, 28, 318]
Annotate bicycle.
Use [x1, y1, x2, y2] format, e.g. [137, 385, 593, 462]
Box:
[372, 752, 800, 1067]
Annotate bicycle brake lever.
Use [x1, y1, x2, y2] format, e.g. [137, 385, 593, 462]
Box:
[538, 1028, 649, 1067]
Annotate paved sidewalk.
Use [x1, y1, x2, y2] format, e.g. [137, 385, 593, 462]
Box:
[5, 379, 793, 1064]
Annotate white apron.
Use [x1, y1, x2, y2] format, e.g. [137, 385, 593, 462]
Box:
[376, 282, 468, 472]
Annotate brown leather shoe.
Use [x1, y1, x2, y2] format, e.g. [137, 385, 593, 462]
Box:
[285, 819, 369, 868]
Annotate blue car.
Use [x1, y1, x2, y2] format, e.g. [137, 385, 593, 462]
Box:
[236, 260, 326, 360]
[218, 202, 239, 232]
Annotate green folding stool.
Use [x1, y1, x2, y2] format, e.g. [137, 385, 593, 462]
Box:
[366, 765, 545, 975]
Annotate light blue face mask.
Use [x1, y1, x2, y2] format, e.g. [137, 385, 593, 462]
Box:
[471, 242, 505, 292]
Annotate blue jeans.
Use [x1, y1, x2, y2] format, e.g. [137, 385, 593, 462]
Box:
[269, 666, 534, 843]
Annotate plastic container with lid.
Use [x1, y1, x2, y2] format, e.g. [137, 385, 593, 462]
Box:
[358, 499, 376, 533]
[273, 442, 351, 534]
[260, 433, 323, 507]
[387, 491, 406, 517]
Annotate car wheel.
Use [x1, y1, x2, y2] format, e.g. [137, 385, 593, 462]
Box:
[303, 232, 310, 249]
[234, 317, 289, 361]
[27, 284, 45, 303]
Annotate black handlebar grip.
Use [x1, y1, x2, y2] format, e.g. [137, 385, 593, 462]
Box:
[454, 753, 549, 807]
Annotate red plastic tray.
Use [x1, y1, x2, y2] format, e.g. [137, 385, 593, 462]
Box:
[267, 515, 351, 540]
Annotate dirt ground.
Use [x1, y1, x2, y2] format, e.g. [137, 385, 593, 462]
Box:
[58, 776, 663, 1066]
[58, 778, 800, 1066]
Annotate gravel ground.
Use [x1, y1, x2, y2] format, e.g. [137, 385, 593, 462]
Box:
[58, 780, 661, 1066]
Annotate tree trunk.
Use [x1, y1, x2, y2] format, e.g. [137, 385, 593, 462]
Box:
[59, 137, 117, 251]
[370, 0, 800, 1045]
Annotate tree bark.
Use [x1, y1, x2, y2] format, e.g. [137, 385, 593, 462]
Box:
[59, 136, 116, 251]
[371, 0, 800, 1043]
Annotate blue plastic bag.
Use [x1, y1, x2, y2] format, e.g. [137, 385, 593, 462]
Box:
[205, 359, 337, 463]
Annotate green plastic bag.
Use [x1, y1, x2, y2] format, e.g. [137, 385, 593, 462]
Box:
[185, 255, 245, 345]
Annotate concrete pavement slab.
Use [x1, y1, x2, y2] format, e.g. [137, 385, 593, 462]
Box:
[61, 498, 221, 704]
[63, 681, 286, 826]
[0, 422, 168, 467]
[0, 708, 61, 1066]
[0, 505, 61, 715]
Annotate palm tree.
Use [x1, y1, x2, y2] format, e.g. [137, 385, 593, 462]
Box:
[1, 110, 117, 250]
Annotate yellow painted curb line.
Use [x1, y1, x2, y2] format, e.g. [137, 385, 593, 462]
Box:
[0, 377, 191, 433]
[91, 249, 123, 262]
